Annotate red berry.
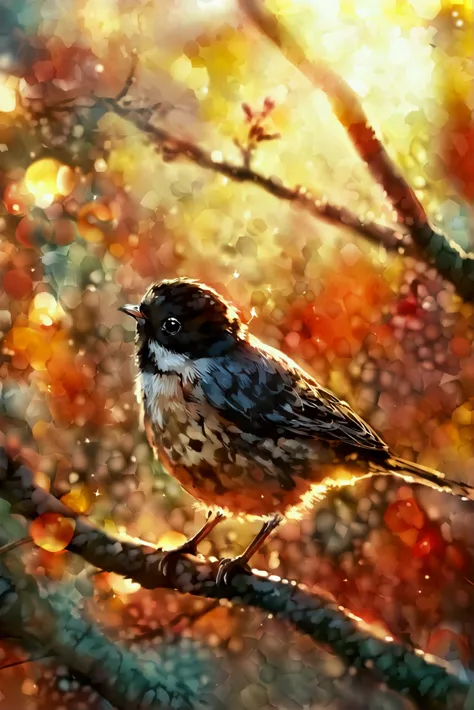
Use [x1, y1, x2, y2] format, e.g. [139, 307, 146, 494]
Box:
[412, 526, 445, 558]
[396, 297, 418, 317]
[384, 498, 424, 534]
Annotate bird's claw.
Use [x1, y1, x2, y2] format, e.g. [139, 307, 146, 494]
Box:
[158, 543, 197, 576]
[216, 556, 252, 586]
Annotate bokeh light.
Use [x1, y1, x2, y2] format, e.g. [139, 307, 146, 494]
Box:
[0, 0, 473, 708]
[0, 82, 17, 113]
[24, 159, 64, 208]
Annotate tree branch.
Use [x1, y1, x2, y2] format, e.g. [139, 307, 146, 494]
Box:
[238, 0, 474, 300]
[115, 50, 139, 101]
[114, 99, 410, 251]
[0, 447, 470, 709]
[0, 515, 215, 710]
[46, 96, 411, 255]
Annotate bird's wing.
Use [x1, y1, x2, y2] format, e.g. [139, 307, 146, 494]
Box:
[200, 338, 388, 452]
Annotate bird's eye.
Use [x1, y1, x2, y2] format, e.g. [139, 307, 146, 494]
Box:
[162, 317, 181, 335]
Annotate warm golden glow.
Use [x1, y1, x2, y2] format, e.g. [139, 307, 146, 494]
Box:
[285, 471, 374, 520]
[107, 573, 141, 595]
[0, 80, 16, 113]
[116, 526, 159, 548]
[157, 530, 188, 551]
[24, 158, 63, 207]
[28, 293, 65, 327]
[33, 471, 51, 492]
[56, 165, 77, 196]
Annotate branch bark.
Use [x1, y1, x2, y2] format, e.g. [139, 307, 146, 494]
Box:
[238, 0, 474, 300]
[46, 98, 411, 255]
[112, 100, 412, 252]
[0, 446, 471, 710]
[0, 512, 216, 710]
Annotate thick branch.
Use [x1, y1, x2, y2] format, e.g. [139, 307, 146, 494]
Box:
[49, 97, 410, 254]
[238, 0, 474, 300]
[0, 516, 211, 710]
[0, 447, 470, 709]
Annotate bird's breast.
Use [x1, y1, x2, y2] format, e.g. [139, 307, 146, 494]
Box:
[140, 377, 330, 516]
[139, 372, 223, 468]
[139, 370, 190, 428]
[138, 372, 355, 517]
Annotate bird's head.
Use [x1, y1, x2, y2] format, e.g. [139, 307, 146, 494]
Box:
[120, 278, 244, 373]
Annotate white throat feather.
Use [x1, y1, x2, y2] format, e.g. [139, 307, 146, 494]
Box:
[137, 341, 210, 429]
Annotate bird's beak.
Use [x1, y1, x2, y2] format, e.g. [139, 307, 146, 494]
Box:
[119, 304, 146, 322]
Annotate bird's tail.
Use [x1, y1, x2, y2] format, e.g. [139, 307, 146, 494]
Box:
[378, 456, 474, 501]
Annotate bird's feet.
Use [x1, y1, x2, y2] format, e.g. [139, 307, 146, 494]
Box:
[216, 514, 283, 586]
[216, 555, 252, 586]
[157, 511, 226, 576]
[158, 541, 199, 576]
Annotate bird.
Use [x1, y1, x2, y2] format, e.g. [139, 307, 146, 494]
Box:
[120, 278, 474, 583]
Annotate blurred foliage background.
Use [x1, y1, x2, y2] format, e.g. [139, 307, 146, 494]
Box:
[0, 0, 473, 708]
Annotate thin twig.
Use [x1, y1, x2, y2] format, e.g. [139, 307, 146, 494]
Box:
[238, 0, 426, 228]
[0, 536, 33, 556]
[115, 51, 139, 101]
[49, 95, 410, 254]
[136, 600, 221, 642]
[238, 0, 474, 300]
[40, 50, 411, 256]
[0, 654, 53, 671]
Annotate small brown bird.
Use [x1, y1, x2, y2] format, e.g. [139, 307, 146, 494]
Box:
[120, 278, 474, 582]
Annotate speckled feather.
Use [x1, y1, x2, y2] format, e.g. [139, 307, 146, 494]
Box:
[130, 278, 474, 519]
[200, 336, 388, 450]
